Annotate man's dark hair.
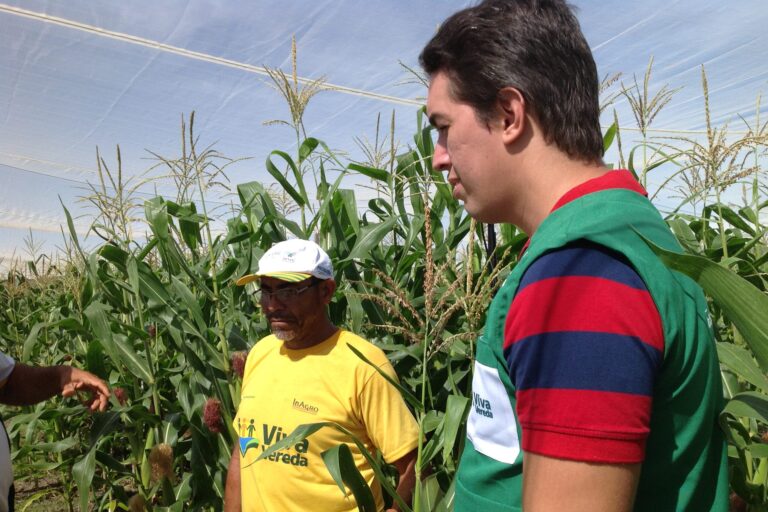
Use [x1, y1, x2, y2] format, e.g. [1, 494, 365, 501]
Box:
[419, 0, 604, 163]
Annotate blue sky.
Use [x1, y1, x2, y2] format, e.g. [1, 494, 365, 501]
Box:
[1, 0, 766, 266]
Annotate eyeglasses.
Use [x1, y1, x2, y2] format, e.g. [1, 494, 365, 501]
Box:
[251, 280, 319, 303]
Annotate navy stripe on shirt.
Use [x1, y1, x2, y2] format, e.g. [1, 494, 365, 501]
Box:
[505, 331, 663, 395]
[517, 241, 647, 293]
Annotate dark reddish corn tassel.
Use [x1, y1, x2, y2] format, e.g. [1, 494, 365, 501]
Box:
[231, 351, 247, 379]
[203, 397, 223, 433]
[113, 387, 128, 406]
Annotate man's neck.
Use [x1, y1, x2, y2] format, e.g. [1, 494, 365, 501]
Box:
[283, 322, 339, 350]
[514, 148, 609, 236]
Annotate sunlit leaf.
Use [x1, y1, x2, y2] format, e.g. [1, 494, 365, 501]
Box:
[723, 392, 768, 424]
[266, 150, 307, 207]
[641, 235, 768, 372]
[346, 217, 399, 262]
[73, 447, 96, 512]
[348, 163, 389, 182]
[321, 444, 377, 512]
[717, 343, 768, 393]
[603, 121, 617, 153]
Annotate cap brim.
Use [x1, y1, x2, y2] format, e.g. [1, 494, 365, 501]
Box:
[235, 271, 312, 286]
[235, 274, 259, 286]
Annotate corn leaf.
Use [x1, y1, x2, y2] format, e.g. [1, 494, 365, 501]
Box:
[417, 474, 441, 512]
[603, 121, 617, 153]
[321, 444, 377, 512]
[723, 392, 768, 424]
[83, 301, 123, 377]
[716, 343, 768, 393]
[338, 189, 360, 236]
[21, 321, 46, 362]
[113, 333, 154, 384]
[73, 447, 96, 512]
[641, 235, 768, 372]
[346, 217, 399, 262]
[348, 163, 389, 182]
[298, 137, 320, 164]
[171, 277, 206, 334]
[442, 394, 469, 468]
[346, 343, 423, 412]
[266, 150, 307, 207]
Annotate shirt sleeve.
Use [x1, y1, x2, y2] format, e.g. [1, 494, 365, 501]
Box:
[358, 359, 420, 464]
[504, 240, 664, 464]
[0, 352, 15, 387]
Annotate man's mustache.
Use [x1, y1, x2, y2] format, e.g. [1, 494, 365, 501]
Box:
[266, 314, 296, 322]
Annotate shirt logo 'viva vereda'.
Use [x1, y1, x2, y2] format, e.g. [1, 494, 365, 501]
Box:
[292, 398, 319, 415]
[473, 392, 494, 418]
[238, 418, 310, 467]
[467, 362, 520, 464]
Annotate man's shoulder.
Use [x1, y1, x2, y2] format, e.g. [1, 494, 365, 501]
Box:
[246, 334, 281, 358]
[521, 240, 647, 291]
[0, 351, 14, 386]
[240, 335, 285, 383]
[0, 352, 14, 371]
[336, 330, 390, 367]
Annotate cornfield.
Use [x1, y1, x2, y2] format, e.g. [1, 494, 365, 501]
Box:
[1, 57, 767, 511]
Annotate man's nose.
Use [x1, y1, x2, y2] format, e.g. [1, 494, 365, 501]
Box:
[432, 140, 451, 172]
[259, 294, 283, 309]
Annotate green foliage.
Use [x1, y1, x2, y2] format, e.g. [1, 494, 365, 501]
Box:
[642, 234, 768, 507]
[1, 54, 766, 511]
[619, 66, 768, 510]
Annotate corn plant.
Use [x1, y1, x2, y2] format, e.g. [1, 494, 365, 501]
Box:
[1, 47, 767, 511]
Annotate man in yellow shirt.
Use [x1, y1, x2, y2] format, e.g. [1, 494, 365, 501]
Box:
[224, 239, 419, 512]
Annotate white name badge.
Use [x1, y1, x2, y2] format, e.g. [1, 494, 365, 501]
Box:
[466, 361, 520, 464]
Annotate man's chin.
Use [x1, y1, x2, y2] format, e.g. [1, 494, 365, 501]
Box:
[272, 329, 297, 342]
[463, 202, 506, 224]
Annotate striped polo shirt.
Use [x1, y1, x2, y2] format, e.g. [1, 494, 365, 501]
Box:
[503, 171, 664, 463]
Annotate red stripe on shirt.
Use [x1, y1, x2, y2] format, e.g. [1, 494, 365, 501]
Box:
[517, 388, 650, 463]
[504, 276, 664, 351]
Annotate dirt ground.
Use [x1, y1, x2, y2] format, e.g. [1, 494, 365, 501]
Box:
[14, 476, 77, 511]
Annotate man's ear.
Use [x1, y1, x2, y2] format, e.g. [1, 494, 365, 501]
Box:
[497, 87, 526, 144]
[320, 279, 336, 304]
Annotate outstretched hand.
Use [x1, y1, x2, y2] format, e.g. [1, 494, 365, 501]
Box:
[60, 366, 110, 412]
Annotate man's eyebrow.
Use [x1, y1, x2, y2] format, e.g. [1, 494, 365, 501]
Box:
[259, 281, 294, 290]
[428, 113, 446, 127]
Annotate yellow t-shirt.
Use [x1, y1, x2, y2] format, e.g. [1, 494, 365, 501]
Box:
[234, 329, 419, 511]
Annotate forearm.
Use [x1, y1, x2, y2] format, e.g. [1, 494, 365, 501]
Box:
[0, 363, 67, 406]
[388, 450, 417, 512]
[224, 446, 241, 511]
[392, 469, 415, 512]
[523, 453, 640, 512]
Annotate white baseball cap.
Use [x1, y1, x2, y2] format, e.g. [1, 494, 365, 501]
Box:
[235, 239, 334, 285]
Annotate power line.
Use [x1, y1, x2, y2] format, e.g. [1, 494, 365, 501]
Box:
[602, 125, 753, 136]
[3, 4, 761, 136]
[0, 160, 234, 207]
[0, 3, 423, 108]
